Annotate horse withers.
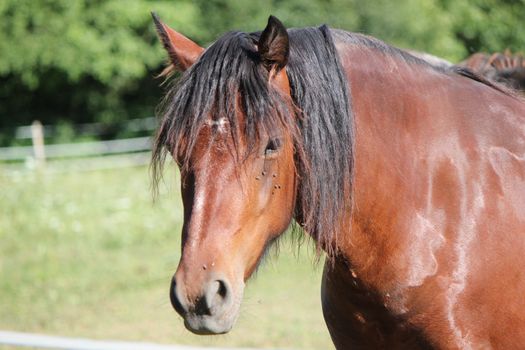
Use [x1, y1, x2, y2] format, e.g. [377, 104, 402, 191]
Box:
[151, 13, 525, 349]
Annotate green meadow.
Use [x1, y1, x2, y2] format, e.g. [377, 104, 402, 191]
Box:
[0, 165, 333, 349]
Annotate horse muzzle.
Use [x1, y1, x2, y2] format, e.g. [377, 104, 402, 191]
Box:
[170, 272, 243, 334]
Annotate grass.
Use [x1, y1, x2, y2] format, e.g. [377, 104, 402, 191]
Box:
[0, 164, 333, 349]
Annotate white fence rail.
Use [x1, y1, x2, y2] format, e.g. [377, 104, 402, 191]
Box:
[12, 117, 157, 140]
[0, 330, 270, 350]
[0, 136, 152, 161]
[0, 119, 157, 172]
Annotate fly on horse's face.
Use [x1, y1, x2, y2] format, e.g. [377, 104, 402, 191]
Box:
[152, 14, 296, 334]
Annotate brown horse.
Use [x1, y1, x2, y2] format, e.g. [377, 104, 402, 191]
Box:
[151, 13, 525, 349]
[460, 51, 525, 92]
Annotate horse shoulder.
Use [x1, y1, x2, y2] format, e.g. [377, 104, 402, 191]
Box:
[321, 259, 434, 350]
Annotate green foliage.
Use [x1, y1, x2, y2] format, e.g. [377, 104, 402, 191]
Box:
[0, 0, 203, 86]
[193, 0, 467, 59]
[442, 0, 525, 55]
[0, 0, 201, 127]
[0, 0, 523, 131]
[193, 0, 360, 43]
[352, 0, 466, 60]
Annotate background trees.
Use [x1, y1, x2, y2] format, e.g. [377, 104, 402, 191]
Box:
[1, 0, 523, 132]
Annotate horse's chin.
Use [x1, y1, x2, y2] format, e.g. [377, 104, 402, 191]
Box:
[183, 305, 240, 335]
[184, 316, 233, 335]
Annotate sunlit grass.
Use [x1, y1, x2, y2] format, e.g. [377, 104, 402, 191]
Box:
[0, 165, 332, 349]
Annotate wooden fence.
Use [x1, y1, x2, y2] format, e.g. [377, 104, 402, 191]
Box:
[0, 118, 157, 172]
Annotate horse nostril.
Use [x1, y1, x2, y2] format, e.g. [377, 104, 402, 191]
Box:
[205, 279, 231, 312]
[217, 279, 228, 298]
[194, 280, 229, 317]
[170, 277, 187, 316]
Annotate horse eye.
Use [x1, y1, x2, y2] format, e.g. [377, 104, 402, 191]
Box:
[265, 138, 282, 156]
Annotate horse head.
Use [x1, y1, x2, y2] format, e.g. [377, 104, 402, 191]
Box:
[152, 14, 298, 334]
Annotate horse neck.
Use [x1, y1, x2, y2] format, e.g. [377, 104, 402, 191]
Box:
[333, 42, 448, 290]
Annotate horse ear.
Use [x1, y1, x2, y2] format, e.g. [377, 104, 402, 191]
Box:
[151, 12, 204, 72]
[258, 15, 289, 71]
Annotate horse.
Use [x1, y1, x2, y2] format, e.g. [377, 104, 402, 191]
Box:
[460, 51, 525, 93]
[151, 13, 525, 349]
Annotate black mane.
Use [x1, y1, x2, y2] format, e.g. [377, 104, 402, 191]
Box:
[286, 26, 354, 254]
[152, 25, 354, 257]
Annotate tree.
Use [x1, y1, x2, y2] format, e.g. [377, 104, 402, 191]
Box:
[442, 0, 525, 55]
[0, 0, 523, 137]
[0, 0, 201, 129]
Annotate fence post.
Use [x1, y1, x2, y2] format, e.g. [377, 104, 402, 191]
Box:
[31, 120, 46, 168]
